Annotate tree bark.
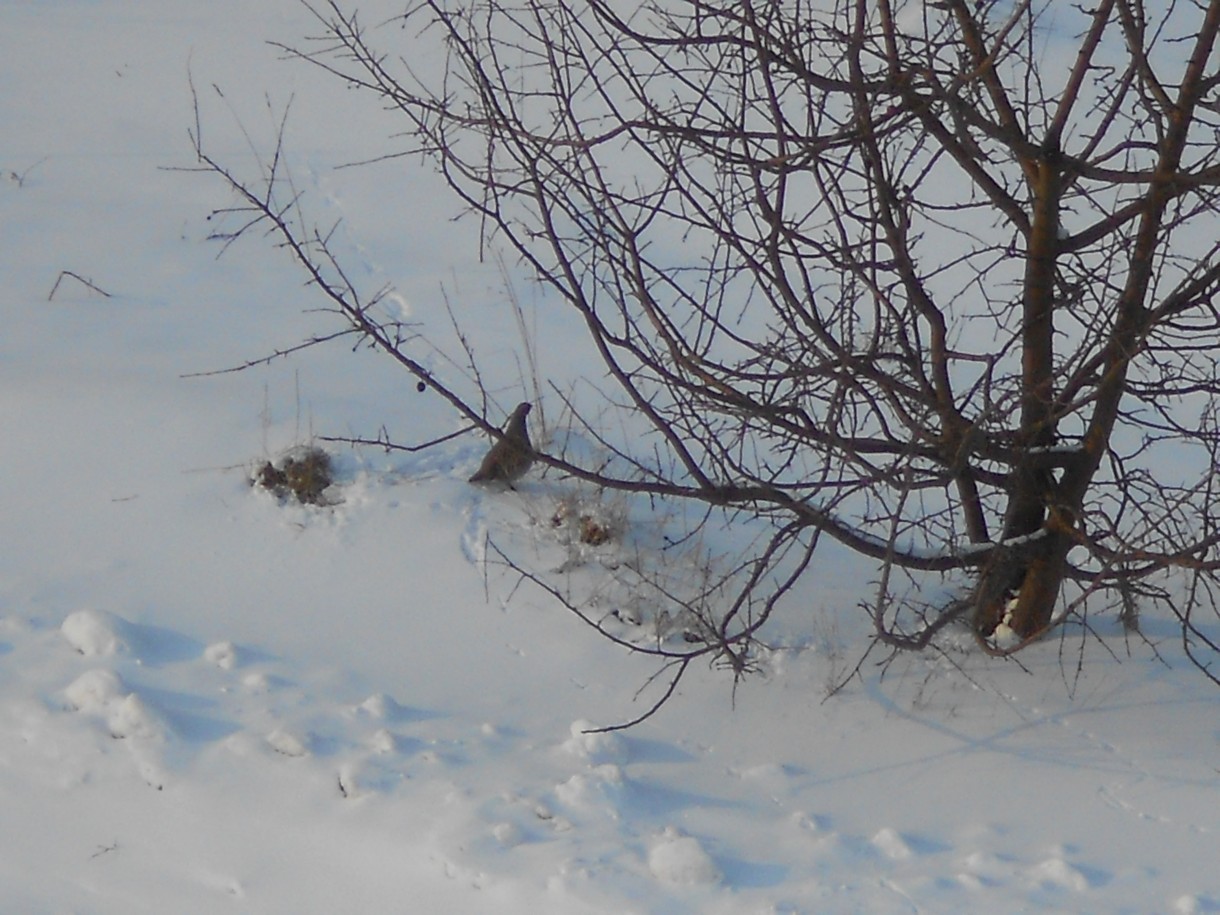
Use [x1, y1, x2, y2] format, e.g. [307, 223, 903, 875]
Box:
[975, 152, 1065, 637]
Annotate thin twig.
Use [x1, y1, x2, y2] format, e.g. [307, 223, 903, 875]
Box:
[320, 425, 475, 453]
[48, 271, 112, 301]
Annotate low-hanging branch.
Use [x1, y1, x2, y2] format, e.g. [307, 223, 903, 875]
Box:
[190, 0, 1220, 707]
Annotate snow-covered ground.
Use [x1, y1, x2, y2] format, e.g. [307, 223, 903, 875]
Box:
[2, 2, 1219, 912]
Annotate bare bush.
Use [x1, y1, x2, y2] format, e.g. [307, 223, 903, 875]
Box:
[189, 0, 1220, 703]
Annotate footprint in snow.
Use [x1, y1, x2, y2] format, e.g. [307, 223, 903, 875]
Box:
[461, 501, 488, 565]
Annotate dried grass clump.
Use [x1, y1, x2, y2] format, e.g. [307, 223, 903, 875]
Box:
[254, 446, 335, 505]
[551, 496, 623, 547]
[577, 513, 615, 546]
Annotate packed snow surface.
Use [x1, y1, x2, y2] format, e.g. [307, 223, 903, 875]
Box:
[2, 2, 1218, 912]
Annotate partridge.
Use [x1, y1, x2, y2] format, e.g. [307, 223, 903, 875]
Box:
[469, 402, 534, 484]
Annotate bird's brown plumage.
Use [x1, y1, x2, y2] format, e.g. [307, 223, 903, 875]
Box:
[468, 402, 534, 484]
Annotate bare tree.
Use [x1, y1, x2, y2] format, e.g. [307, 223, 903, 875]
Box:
[192, 0, 1220, 695]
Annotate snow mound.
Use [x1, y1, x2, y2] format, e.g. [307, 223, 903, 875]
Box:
[1029, 854, 1091, 892]
[266, 727, 312, 758]
[203, 640, 240, 670]
[353, 692, 409, 721]
[562, 719, 627, 765]
[872, 826, 914, 860]
[491, 821, 524, 848]
[648, 827, 722, 886]
[63, 668, 128, 714]
[63, 669, 168, 741]
[108, 692, 168, 741]
[1174, 894, 1211, 914]
[554, 764, 625, 812]
[61, 609, 131, 657]
[60, 667, 173, 789]
[368, 727, 398, 754]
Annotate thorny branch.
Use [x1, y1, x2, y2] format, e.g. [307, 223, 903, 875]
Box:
[189, 0, 1220, 713]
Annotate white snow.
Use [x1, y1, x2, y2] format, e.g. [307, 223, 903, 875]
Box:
[648, 827, 723, 886]
[61, 609, 132, 658]
[2, 2, 1220, 913]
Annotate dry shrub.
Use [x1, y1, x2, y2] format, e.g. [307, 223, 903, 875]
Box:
[551, 495, 623, 548]
[254, 446, 335, 505]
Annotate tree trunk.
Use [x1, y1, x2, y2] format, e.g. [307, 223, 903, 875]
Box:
[974, 153, 1064, 638]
